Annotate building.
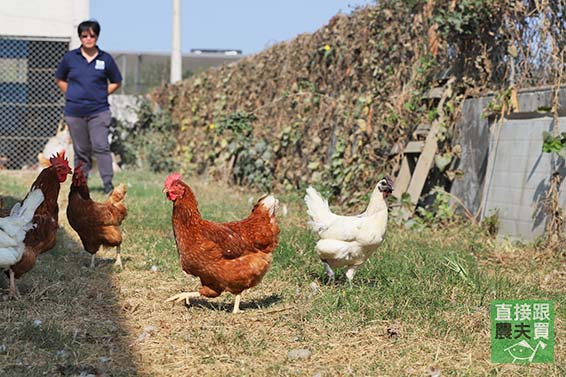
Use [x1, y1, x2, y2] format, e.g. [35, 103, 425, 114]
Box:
[0, 1, 243, 168]
[111, 51, 243, 95]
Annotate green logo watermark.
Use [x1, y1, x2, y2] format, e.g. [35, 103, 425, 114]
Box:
[491, 300, 554, 363]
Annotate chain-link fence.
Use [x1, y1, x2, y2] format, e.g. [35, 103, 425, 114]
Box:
[0, 38, 242, 169]
[0, 36, 68, 169]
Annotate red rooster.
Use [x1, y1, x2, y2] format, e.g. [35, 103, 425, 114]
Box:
[163, 173, 280, 313]
[66, 164, 128, 268]
[10, 151, 72, 286]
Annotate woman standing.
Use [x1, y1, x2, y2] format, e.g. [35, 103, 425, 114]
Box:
[55, 20, 122, 194]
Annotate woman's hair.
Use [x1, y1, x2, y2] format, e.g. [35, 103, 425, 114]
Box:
[77, 20, 101, 37]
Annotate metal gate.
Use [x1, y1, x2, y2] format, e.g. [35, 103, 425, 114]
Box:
[0, 36, 68, 169]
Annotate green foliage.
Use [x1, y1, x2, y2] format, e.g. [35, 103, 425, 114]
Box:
[481, 209, 500, 237]
[434, 0, 491, 37]
[215, 111, 274, 191]
[542, 131, 566, 158]
[215, 111, 256, 137]
[111, 100, 180, 173]
[483, 88, 514, 117]
[415, 186, 456, 226]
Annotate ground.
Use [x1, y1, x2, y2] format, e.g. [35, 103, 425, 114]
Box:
[0, 170, 564, 376]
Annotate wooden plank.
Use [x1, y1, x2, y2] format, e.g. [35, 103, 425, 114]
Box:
[404, 141, 425, 154]
[392, 156, 411, 199]
[413, 123, 431, 137]
[404, 120, 440, 213]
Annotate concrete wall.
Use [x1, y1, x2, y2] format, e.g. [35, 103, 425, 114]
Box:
[453, 86, 566, 240]
[482, 116, 566, 239]
[0, 0, 75, 40]
[450, 96, 493, 216]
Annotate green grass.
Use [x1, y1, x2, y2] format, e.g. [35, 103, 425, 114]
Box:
[0, 169, 564, 376]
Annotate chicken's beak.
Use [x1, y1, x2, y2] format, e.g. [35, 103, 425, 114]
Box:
[380, 180, 394, 198]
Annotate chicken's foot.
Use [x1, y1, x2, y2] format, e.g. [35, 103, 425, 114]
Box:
[233, 294, 242, 314]
[8, 269, 20, 299]
[322, 261, 335, 285]
[165, 291, 201, 306]
[90, 254, 96, 268]
[115, 246, 123, 269]
[345, 265, 359, 286]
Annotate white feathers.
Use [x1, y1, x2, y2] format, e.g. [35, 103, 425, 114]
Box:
[0, 188, 44, 268]
[259, 194, 279, 216]
[304, 184, 389, 274]
[304, 186, 336, 233]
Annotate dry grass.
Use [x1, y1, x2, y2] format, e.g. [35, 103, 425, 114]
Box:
[0, 170, 564, 376]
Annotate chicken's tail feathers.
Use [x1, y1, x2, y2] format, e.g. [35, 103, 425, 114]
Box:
[108, 183, 127, 203]
[254, 194, 280, 233]
[13, 189, 44, 222]
[304, 186, 333, 228]
[0, 188, 45, 233]
[257, 194, 278, 215]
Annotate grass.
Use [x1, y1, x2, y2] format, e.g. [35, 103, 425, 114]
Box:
[0, 169, 564, 376]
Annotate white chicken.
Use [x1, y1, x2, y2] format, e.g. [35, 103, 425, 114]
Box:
[304, 177, 393, 284]
[0, 188, 44, 298]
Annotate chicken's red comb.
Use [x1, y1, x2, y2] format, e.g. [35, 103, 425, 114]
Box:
[72, 162, 86, 185]
[165, 172, 182, 188]
[74, 162, 85, 174]
[49, 150, 69, 167]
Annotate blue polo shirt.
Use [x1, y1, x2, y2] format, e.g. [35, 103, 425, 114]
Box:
[55, 47, 122, 117]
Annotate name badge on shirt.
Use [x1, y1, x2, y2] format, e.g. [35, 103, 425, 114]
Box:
[95, 60, 105, 70]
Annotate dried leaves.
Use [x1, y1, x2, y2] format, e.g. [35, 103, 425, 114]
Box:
[150, 1, 566, 205]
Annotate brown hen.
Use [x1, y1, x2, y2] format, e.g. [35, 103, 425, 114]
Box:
[163, 173, 280, 313]
[9, 151, 72, 289]
[66, 164, 127, 268]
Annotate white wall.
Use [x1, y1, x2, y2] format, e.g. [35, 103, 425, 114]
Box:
[0, 0, 89, 46]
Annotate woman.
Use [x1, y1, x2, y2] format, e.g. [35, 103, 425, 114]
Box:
[55, 20, 122, 194]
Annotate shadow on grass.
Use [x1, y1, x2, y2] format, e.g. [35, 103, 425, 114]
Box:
[183, 293, 283, 313]
[0, 190, 140, 376]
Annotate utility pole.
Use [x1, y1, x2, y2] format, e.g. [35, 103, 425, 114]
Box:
[71, 0, 90, 49]
[170, 0, 182, 83]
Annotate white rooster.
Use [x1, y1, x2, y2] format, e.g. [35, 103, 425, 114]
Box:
[304, 177, 393, 284]
[0, 188, 44, 298]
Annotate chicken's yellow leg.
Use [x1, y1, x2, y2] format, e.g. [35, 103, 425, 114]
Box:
[165, 291, 200, 306]
[232, 294, 242, 314]
[115, 245, 123, 269]
[345, 265, 359, 286]
[8, 268, 19, 299]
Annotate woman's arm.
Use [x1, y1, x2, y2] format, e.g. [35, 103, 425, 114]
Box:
[108, 82, 121, 95]
[55, 79, 68, 93]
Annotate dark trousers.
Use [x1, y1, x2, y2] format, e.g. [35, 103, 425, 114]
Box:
[64, 110, 113, 189]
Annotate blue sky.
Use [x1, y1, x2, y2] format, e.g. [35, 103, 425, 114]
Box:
[91, 0, 374, 55]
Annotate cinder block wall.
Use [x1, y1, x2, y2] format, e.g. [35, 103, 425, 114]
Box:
[453, 86, 566, 240]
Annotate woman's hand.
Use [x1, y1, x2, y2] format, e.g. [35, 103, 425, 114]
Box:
[55, 79, 68, 93]
[108, 82, 121, 95]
